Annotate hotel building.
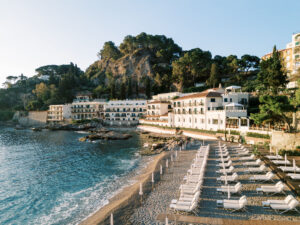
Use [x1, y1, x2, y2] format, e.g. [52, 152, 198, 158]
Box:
[71, 93, 106, 120]
[47, 104, 72, 123]
[104, 100, 147, 125]
[262, 32, 300, 88]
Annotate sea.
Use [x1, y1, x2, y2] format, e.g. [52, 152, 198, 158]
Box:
[0, 126, 148, 225]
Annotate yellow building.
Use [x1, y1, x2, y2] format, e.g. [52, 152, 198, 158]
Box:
[262, 32, 300, 87]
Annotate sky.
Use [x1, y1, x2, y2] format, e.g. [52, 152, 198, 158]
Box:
[0, 0, 299, 85]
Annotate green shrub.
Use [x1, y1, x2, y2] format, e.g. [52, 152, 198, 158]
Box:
[278, 149, 300, 156]
[296, 146, 300, 150]
[246, 132, 270, 139]
[0, 111, 14, 121]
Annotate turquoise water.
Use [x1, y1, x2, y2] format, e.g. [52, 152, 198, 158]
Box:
[0, 127, 145, 225]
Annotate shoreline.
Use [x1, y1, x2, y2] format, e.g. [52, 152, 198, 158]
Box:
[80, 149, 171, 225]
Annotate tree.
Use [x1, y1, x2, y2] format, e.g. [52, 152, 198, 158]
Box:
[257, 46, 288, 95]
[93, 85, 106, 98]
[206, 63, 219, 88]
[251, 95, 295, 132]
[98, 41, 122, 60]
[33, 82, 50, 102]
[172, 48, 212, 90]
[127, 77, 132, 98]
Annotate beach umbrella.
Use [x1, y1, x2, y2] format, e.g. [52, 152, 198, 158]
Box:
[171, 155, 173, 162]
[227, 185, 231, 199]
[269, 145, 272, 155]
[166, 159, 168, 168]
[175, 150, 178, 158]
[139, 183, 143, 196]
[165, 216, 169, 225]
[160, 165, 163, 175]
[110, 213, 114, 225]
[276, 149, 278, 158]
[152, 172, 154, 183]
[225, 173, 228, 185]
[293, 159, 296, 174]
[285, 154, 287, 168]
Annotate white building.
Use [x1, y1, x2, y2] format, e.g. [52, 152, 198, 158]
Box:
[71, 93, 106, 120]
[104, 100, 147, 125]
[47, 104, 72, 123]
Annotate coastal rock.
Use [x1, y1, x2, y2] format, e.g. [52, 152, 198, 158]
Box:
[80, 131, 132, 142]
[46, 122, 103, 131]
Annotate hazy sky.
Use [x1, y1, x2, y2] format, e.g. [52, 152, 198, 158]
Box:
[0, 0, 299, 85]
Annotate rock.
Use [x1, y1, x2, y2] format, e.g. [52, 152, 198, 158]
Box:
[81, 131, 132, 141]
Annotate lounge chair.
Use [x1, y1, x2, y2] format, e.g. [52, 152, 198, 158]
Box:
[279, 166, 300, 173]
[217, 172, 238, 183]
[218, 160, 232, 168]
[170, 199, 198, 212]
[217, 156, 231, 162]
[266, 155, 283, 160]
[287, 173, 300, 180]
[244, 159, 262, 166]
[222, 195, 247, 204]
[239, 154, 255, 161]
[270, 199, 300, 214]
[249, 172, 275, 183]
[272, 160, 291, 165]
[247, 164, 267, 173]
[222, 196, 247, 212]
[265, 195, 295, 205]
[236, 150, 250, 156]
[257, 181, 285, 195]
[172, 191, 200, 204]
[217, 166, 234, 174]
[180, 182, 202, 195]
[217, 182, 242, 194]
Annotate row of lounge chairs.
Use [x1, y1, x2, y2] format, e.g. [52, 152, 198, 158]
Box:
[217, 143, 300, 214]
[169, 145, 210, 212]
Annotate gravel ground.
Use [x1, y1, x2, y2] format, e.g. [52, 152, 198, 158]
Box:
[128, 142, 200, 225]
[128, 141, 300, 224]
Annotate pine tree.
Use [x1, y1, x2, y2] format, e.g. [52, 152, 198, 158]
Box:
[120, 82, 126, 99]
[145, 77, 151, 99]
[206, 63, 218, 88]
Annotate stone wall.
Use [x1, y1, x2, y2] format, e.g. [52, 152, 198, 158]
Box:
[271, 130, 300, 151]
[16, 111, 48, 127]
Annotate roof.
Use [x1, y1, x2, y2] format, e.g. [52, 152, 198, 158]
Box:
[226, 86, 241, 90]
[175, 91, 222, 100]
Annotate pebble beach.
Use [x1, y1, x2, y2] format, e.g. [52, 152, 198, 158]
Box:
[127, 140, 300, 224]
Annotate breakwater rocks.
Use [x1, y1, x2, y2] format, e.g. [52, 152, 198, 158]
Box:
[79, 130, 132, 142]
[139, 132, 186, 155]
[46, 122, 103, 131]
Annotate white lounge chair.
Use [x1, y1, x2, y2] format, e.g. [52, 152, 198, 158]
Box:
[265, 195, 295, 205]
[249, 172, 275, 183]
[239, 154, 255, 161]
[257, 181, 285, 195]
[236, 150, 250, 156]
[170, 199, 198, 212]
[247, 164, 267, 173]
[217, 156, 231, 162]
[272, 160, 291, 165]
[217, 172, 238, 183]
[279, 166, 300, 173]
[217, 182, 242, 194]
[287, 173, 300, 180]
[270, 199, 300, 214]
[266, 155, 283, 160]
[222, 196, 247, 212]
[172, 191, 200, 204]
[244, 159, 262, 166]
[217, 166, 234, 174]
[218, 160, 232, 168]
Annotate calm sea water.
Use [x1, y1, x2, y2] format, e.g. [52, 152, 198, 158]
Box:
[0, 126, 146, 225]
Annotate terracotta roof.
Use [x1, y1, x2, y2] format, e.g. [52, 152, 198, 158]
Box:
[175, 91, 222, 100]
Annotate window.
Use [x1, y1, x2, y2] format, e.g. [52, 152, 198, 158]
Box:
[224, 98, 228, 102]
[212, 119, 218, 125]
[208, 119, 210, 124]
[210, 98, 215, 102]
[230, 98, 232, 102]
[195, 118, 197, 123]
